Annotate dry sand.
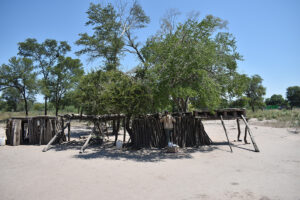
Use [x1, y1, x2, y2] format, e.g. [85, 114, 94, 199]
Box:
[0, 119, 299, 200]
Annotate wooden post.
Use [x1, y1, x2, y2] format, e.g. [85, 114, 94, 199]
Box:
[220, 115, 233, 152]
[244, 119, 249, 144]
[67, 120, 70, 142]
[237, 118, 242, 141]
[39, 119, 43, 145]
[42, 130, 61, 152]
[123, 117, 126, 144]
[80, 130, 93, 153]
[241, 115, 260, 152]
[61, 117, 64, 137]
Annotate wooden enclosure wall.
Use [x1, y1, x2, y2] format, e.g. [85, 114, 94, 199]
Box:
[132, 115, 212, 148]
[6, 117, 58, 146]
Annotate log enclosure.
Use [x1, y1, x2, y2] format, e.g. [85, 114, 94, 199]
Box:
[6, 116, 58, 146]
[132, 113, 212, 148]
[131, 108, 249, 149]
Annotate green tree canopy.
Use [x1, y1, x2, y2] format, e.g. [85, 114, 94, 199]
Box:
[18, 38, 71, 115]
[49, 57, 84, 116]
[76, 1, 150, 71]
[0, 88, 21, 112]
[141, 15, 243, 112]
[286, 86, 300, 109]
[265, 94, 285, 106]
[0, 57, 37, 115]
[245, 75, 266, 112]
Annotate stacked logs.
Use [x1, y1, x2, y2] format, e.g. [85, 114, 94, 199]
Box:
[132, 114, 212, 148]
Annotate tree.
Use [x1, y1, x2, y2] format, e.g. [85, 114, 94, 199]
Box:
[142, 15, 242, 112]
[49, 57, 84, 116]
[265, 94, 285, 106]
[0, 88, 21, 112]
[286, 86, 300, 109]
[18, 38, 71, 115]
[0, 57, 37, 115]
[76, 1, 150, 71]
[245, 75, 266, 112]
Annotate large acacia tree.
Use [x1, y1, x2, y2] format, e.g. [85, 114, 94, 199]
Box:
[142, 15, 243, 112]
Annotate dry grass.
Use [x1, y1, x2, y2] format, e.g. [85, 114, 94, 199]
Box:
[247, 109, 300, 129]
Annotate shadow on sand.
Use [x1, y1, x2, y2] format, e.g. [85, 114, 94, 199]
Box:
[71, 143, 219, 162]
[46, 128, 256, 162]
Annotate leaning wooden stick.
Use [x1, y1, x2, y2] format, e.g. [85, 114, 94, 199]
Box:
[42, 130, 61, 152]
[241, 115, 260, 152]
[220, 115, 233, 152]
[79, 129, 94, 153]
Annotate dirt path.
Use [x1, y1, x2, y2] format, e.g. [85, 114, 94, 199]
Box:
[0, 120, 299, 200]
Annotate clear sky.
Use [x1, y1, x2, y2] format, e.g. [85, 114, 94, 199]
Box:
[1, 0, 299, 102]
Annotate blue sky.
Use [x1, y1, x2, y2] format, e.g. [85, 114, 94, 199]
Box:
[1, 0, 299, 102]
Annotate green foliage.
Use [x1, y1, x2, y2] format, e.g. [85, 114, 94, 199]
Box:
[0, 57, 37, 115]
[142, 15, 242, 112]
[230, 96, 250, 108]
[265, 94, 285, 106]
[49, 57, 84, 115]
[76, 2, 150, 70]
[286, 86, 300, 109]
[18, 38, 71, 114]
[32, 103, 44, 111]
[0, 88, 21, 112]
[245, 75, 266, 112]
[77, 70, 152, 116]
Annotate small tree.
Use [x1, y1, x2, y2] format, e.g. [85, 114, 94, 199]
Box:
[265, 94, 285, 106]
[0, 57, 37, 115]
[49, 57, 84, 116]
[286, 86, 300, 109]
[245, 75, 266, 112]
[0, 88, 21, 112]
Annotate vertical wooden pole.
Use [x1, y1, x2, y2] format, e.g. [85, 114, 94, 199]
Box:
[39, 119, 43, 145]
[67, 120, 70, 141]
[220, 115, 233, 152]
[60, 117, 64, 142]
[241, 115, 260, 152]
[244, 120, 249, 144]
[123, 117, 126, 144]
[61, 118, 64, 136]
[237, 118, 242, 141]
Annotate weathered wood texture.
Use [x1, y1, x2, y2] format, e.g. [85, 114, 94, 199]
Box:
[6, 116, 58, 146]
[132, 115, 212, 148]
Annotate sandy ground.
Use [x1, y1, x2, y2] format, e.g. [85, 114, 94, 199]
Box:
[0, 119, 300, 200]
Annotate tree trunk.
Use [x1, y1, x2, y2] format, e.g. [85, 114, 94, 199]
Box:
[22, 90, 28, 116]
[125, 114, 134, 145]
[55, 105, 59, 116]
[251, 105, 255, 112]
[55, 98, 60, 116]
[44, 96, 48, 115]
[24, 97, 28, 116]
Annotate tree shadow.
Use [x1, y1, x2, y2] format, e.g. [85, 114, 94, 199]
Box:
[72, 144, 219, 162]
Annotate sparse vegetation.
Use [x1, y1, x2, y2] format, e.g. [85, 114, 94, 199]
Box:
[247, 109, 300, 129]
